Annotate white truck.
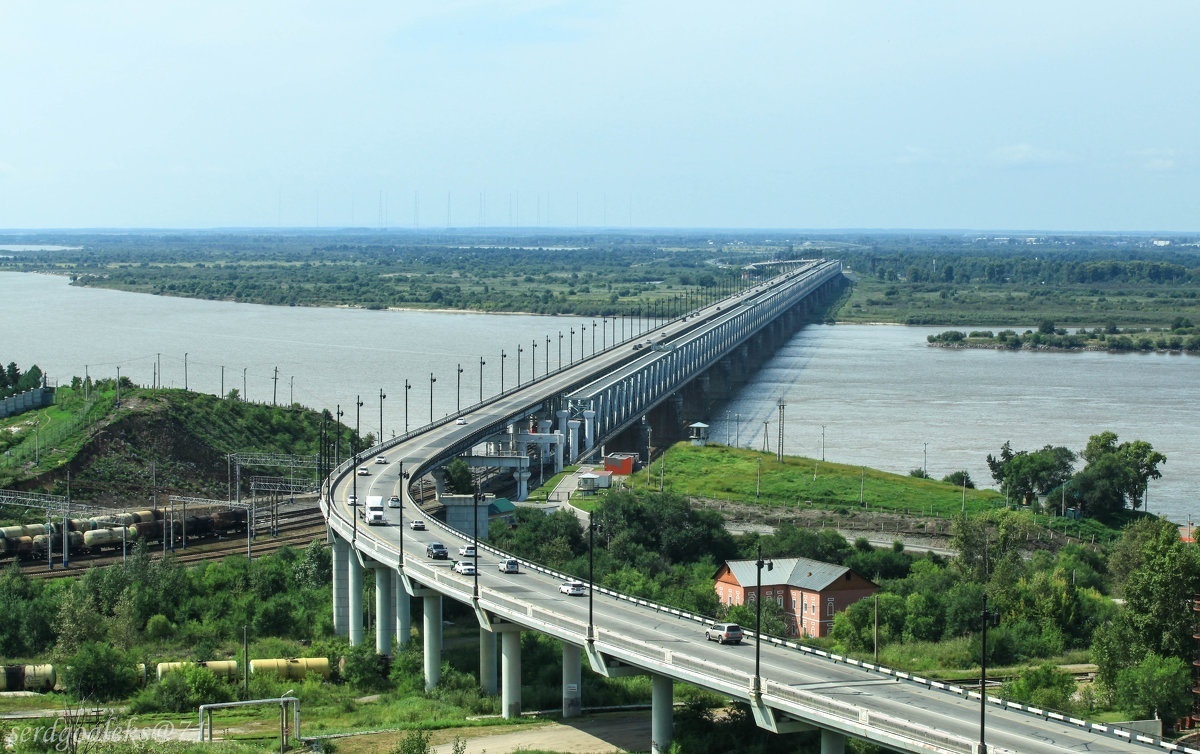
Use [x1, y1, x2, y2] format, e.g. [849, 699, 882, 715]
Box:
[365, 495, 386, 526]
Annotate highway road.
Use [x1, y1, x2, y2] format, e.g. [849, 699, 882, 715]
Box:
[326, 262, 1165, 754]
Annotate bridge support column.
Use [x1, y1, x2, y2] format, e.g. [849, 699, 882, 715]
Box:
[432, 467, 447, 497]
[514, 469, 532, 501]
[501, 629, 522, 719]
[374, 566, 393, 655]
[423, 594, 443, 691]
[348, 551, 364, 646]
[480, 629, 498, 695]
[557, 410, 569, 439]
[332, 536, 349, 637]
[582, 409, 596, 459]
[553, 431, 564, 473]
[395, 568, 411, 647]
[567, 420, 581, 463]
[562, 643, 582, 718]
[651, 674, 673, 753]
[820, 729, 846, 754]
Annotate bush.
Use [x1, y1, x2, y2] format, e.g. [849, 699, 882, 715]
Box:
[58, 642, 141, 702]
[145, 614, 174, 640]
[133, 665, 235, 713]
[341, 643, 390, 692]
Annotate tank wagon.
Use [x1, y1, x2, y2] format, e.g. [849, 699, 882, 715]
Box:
[0, 664, 56, 692]
[0, 508, 248, 560]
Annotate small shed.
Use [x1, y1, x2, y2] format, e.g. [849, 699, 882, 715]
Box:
[688, 422, 710, 446]
[604, 453, 639, 475]
[577, 472, 599, 494]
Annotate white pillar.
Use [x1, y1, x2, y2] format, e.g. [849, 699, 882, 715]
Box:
[553, 431, 564, 473]
[348, 552, 364, 646]
[557, 409, 569, 438]
[562, 643, 582, 718]
[480, 629, 498, 695]
[332, 536, 349, 637]
[375, 567, 393, 655]
[651, 674, 673, 754]
[423, 594, 442, 691]
[582, 409, 596, 457]
[820, 729, 846, 754]
[514, 469, 532, 501]
[501, 630, 522, 719]
[395, 567, 411, 647]
[567, 420, 581, 463]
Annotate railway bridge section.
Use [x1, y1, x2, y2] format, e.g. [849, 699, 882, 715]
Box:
[321, 260, 1165, 754]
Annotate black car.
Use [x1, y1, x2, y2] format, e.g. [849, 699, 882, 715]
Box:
[426, 542, 448, 559]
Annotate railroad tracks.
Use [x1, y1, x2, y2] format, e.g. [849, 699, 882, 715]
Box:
[22, 508, 329, 581]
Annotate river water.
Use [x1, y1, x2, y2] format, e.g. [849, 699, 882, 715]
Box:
[3, 272, 1195, 524]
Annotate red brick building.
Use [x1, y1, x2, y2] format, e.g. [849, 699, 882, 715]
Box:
[713, 557, 878, 638]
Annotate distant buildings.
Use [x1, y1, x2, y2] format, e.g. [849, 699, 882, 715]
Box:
[713, 556, 877, 638]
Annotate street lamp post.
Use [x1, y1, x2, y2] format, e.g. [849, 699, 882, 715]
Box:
[531, 340, 537, 380]
[473, 486, 482, 598]
[334, 404, 343, 467]
[979, 595, 1000, 753]
[591, 320, 596, 354]
[355, 396, 363, 455]
[456, 364, 463, 412]
[545, 336, 550, 374]
[602, 318, 607, 349]
[754, 543, 773, 695]
[500, 350, 507, 393]
[569, 329, 575, 364]
[479, 357, 486, 403]
[379, 388, 387, 441]
[924, 442, 929, 477]
[558, 331, 563, 369]
[517, 345, 523, 386]
[404, 379, 411, 433]
[588, 509, 598, 642]
[821, 424, 826, 461]
[429, 372, 436, 423]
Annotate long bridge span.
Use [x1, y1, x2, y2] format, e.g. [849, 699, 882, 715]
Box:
[322, 260, 1165, 754]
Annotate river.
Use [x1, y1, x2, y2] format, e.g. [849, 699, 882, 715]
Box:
[3, 272, 1195, 524]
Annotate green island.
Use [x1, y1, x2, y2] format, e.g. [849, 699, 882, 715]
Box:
[0, 376, 1188, 753]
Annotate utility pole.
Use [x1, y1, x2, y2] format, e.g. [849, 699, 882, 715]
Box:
[379, 388, 387, 440]
[777, 402, 785, 463]
[272, 366, 279, 406]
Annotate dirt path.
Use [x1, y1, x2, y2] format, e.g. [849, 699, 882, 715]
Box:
[430, 713, 650, 754]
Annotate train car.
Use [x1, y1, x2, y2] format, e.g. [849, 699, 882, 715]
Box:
[31, 532, 85, 555]
[0, 524, 47, 539]
[250, 658, 331, 680]
[0, 664, 56, 692]
[82, 526, 136, 551]
[156, 660, 239, 682]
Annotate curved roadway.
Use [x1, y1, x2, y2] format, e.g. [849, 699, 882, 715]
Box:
[323, 263, 1164, 754]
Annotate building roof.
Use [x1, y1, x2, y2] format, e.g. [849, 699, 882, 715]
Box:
[722, 556, 859, 592]
[488, 498, 516, 515]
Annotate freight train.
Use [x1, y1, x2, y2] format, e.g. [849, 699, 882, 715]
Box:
[0, 508, 248, 560]
[0, 657, 331, 692]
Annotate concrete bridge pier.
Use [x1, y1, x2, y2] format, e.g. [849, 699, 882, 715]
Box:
[582, 409, 597, 460]
[480, 629, 498, 695]
[374, 565, 394, 655]
[395, 568, 411, 647]
[514, 468, 532, 501]
[423, 594, 443, 690]
[432, 467, 447, 497]
[821, 729, 846, 754]
[568, 419, 581, 462]
[500, 627, 523, 718]
[332, 535, 349, 636]
[651, 674, 673, 753]
[562, 643, 582, 717]
[348, 551, 364, 646]
[553, 430, 564, 473]
[557, 409, 569, 439]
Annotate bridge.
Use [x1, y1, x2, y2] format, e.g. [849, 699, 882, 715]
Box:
[321, 261, 1164, 754]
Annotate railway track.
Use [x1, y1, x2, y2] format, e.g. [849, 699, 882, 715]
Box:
[21, 507, 329, 581]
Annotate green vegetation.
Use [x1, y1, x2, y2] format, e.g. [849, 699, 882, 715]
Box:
[5, 230, 1200, 329]
[929, 319, 1200, 352]
[0, 361, 44, 400]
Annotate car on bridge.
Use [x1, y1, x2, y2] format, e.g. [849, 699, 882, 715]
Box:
[426, 543, 448, 559]
[705, 622, 744, 645]
[498, 558, 519, 574]
[357, 466, 371, 476]
[388, 495, 402, 508]
[453, 561, 476, 575]
[458, 544, 476, 558]
[559, 581, 586, 596]
[375, 455, 388, 464]
[409, 520, 425, 531]
[455, 417, 467, 425]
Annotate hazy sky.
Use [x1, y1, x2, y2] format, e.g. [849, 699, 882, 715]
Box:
[3, 1, 1197, 231]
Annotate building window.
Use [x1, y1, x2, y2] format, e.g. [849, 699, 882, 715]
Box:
[826, 597, 834, 616]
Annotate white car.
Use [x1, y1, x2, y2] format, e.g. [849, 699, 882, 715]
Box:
[498, 559, 519, 574]
[387, 495, 402, 508]
[347, 495, 358, 507]
[375, 455, 388, 464]
[357, 466, 371, 476]
[453, 561, 477, 575]
[559, 581, 586, 596]
[458, 545, 477, 558]
[409, 520, 426, 531]
[455, 417, 467, 425]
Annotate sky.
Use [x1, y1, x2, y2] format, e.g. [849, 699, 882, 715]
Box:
[2, 1, 1198, 232]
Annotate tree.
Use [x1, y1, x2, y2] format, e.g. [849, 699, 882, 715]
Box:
[444, 458, 473, 494]
[1114, 654, 1191, 721]
[985, 442, 1075, 505]
[942, 470, 974, 488]
[1074, 432, 1166, 515]
[59, 642, 141, 701]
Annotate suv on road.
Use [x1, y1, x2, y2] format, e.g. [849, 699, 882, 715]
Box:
[498, 558, 520, 574]
[458, 545, 477, 558]
[705, 622, 744, 645]
[426, 543, 448, 559]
